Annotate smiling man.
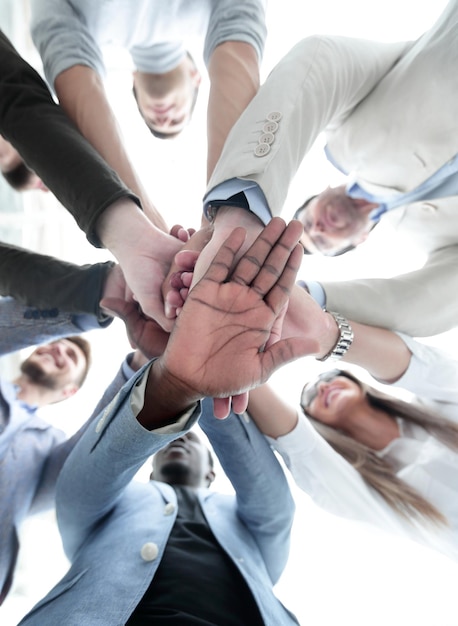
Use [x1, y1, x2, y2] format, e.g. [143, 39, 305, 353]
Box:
[0, 335, 90, 604]
[293, 185, 379, 256]
[14, 338, 90, 407]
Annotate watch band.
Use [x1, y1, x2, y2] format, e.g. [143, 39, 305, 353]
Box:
[316, 311, 354, 362]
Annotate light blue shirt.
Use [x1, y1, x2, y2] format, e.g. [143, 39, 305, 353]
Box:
[346, 152, 458, 222]
[206, 153, 458, 310]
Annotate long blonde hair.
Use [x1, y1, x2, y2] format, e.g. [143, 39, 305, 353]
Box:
[302, 370, 458, 527]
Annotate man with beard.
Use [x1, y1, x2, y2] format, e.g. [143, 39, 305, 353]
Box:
[0, 335, 91, 604]
[11, 337, 90, 406]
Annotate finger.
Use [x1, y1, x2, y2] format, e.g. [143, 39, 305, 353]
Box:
[264, 241, 303, 315]
[164, 301, 178, 319]
[199, 227, 247, 286]
[169, 224, 189, 242]
[250, 220, 303, 299]
[181, 273, 193, 288]
[261, 335, 319, 378]
[99, 296, 132, 320]
[169, 224, 183, 238]
[229, 217, 287, 289]
[176, 228, 190, 242]
[213, 396, 232, 420]
[170, 272, 186, 289]
[231, 392, 249, 415]
[179, 287, 189, 301]
[166, 289, 184, 307]
[174, 249, 200, 271]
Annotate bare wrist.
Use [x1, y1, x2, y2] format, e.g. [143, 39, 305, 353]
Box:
[95, 198, 150, 252]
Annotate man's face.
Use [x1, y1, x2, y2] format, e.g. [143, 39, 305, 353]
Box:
[296, 185, 378, 255]
[20, 339, 87, 396]
[152, 431, 214, 488]
[133, 57, 201, 136]
[0, 135, 48, 191]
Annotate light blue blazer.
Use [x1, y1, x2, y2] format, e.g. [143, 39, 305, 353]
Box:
[18, 369, 298, 626]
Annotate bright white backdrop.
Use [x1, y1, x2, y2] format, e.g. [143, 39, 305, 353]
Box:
[2, 1, 458, 624]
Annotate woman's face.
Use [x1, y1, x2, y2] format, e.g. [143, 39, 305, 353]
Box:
[301, 372, 366, 427]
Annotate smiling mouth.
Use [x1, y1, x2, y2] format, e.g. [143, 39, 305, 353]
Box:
[324, 387, 340, 407]
[324, 201, 349, 231]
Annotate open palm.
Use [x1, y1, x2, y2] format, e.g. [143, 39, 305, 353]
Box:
[161, 218, 309, 410]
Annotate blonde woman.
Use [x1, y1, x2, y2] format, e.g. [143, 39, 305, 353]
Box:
[248, 319, 458, 560]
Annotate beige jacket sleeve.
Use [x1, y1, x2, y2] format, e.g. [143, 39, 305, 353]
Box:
[207, 35, 408, 215]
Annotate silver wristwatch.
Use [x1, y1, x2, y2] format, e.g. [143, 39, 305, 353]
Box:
[316, 311, 354, 362]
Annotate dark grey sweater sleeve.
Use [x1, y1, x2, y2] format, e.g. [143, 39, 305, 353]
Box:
[0, 241, 113, 321]
[0, 29, 141, 246]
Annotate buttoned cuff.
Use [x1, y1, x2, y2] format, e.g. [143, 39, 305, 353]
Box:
[204, 178, 271, 224]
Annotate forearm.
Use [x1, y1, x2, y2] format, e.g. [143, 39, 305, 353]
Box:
[55, 65, 168, 231]
[322, 245, 458, 336]
[343, 322, 411, 383]
[207, 42, 260, 179]
[207, 36, 408, 214]
[247, 384, 298, 438]
[95, 197, 165, 262]
[200, 398, 295, 582]
[287, 284, 411, 382]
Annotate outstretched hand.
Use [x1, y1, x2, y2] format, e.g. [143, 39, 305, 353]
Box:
[158, 217, 309, 418]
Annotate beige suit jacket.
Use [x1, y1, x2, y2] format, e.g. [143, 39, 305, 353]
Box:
[207, 0, 458, 336]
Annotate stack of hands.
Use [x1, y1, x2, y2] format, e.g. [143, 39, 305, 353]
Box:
[99, 215, 333, 418]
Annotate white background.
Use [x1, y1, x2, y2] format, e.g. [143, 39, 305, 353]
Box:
[2, 0, 458, 624]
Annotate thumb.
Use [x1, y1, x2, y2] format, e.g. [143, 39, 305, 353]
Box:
[262, 336, 320, 377]
[99, 297, 133, 320]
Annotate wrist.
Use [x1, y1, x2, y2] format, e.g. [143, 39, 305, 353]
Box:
[213, 204, 263, 230]
[316, 311, 354, 362]
[138, 357, 200, 429]
[95, 198, 154, 254]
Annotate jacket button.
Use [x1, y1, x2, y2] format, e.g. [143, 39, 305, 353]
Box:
[259, 132, 275, 145]
[254, 143, 271, 157]
[164, 502, 175, 516]
[263, 121, 278, 133]
[266, 111, 282, 122]
[140, 542, 159, 561]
